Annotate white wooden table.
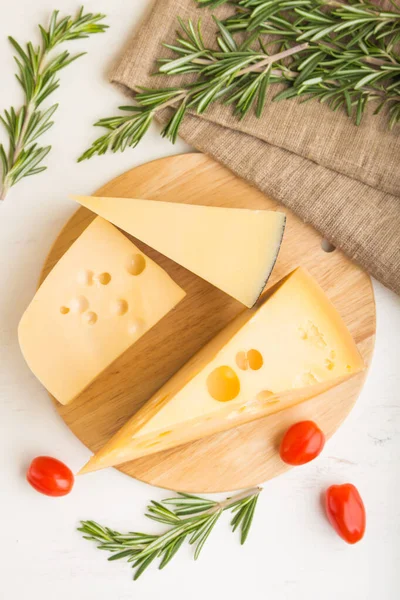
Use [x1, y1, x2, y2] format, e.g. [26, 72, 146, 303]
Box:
[1, 1, 399, 598]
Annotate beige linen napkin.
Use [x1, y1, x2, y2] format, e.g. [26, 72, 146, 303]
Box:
[111, 0, 400, 295]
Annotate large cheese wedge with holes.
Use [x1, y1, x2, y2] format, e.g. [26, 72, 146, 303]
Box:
[79, 267, 365, 474]
[72, 195, 286, 308]
[18, 217, 185, 405]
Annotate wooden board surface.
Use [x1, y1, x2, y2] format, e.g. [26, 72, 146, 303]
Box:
[41, 153, 376, 493]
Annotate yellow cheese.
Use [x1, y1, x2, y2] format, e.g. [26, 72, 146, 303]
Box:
[72, 195, 286, 308]
[18, 217, 185, 405]
[80, 268, 365, 473]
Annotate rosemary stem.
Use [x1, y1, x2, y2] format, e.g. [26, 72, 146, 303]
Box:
[12, 101, 34, 163]
[80, 487, 262, 578]
[238, 43, 309, 76]
[0, 181, 9, 201]
[0, 9, 108, 200]
[81, 7, 400, 158]
[193, 57, 216, 65]
[214, 486, 262, 513]
[363, 56, 395, 67]
[11, 47, 47, 164]
[1, 75, 37, 200]
[158, 91, 188, 110]
[0, 105, 33, 200]
[103, 91, 188, 151]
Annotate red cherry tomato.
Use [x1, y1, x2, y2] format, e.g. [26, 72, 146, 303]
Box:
[325, 484, 366, 544]
[26, 456, 74, 497]
[279, 420, 325, 465]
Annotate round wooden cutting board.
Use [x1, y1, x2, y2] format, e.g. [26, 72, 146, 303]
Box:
[41, 153, 375, 493]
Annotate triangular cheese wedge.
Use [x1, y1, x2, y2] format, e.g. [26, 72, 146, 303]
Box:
[72, 195, 286, 308]
[80, 268, 365, 474]
[18, 218, 185, 405]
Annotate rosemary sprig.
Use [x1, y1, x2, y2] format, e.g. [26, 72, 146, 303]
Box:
[0, 7, 108, 200]
[206, 0, 400, 41]
[80, 1, 400, 160]
[79, 486, 261, 580]
[78, 17, 305, 160]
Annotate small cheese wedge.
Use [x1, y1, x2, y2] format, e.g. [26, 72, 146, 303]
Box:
[72, 195, 286, 308]
[18, 217, 185, 405]
[80, 268, 365, 474]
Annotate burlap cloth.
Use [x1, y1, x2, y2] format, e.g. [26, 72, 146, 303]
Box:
[111, 0, 400, 295]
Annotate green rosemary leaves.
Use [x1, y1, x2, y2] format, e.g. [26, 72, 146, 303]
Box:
[79, 487, 261, 580]
[0, 7, 107, 200]
[80, 0, 400, 161]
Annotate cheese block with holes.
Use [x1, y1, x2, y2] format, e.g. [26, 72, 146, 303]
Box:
[18, 217, 186, 405]
[79, 267, 365, 474]
[72, 195, 286, 308]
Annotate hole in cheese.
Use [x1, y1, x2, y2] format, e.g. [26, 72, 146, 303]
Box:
[77, 269, 94, 286]
[60, 306, 70, 315]
[298, 321, 327, 349]
[84, 311, 98, 325]
[247, 349, 263, 370]
[126, 254, 146, 276]
[235, 351, 248, 371]
[96, 272, 112, 285]
[207, 366, 240, 402]
[112, 299, 129, 316]
[256, 390, 274, 402]
[293, 371, 319, 388]
[128, 318, 145, 336]
[70, 295, 89, 314]
[325, 359, 335, 370]
[235, 349, 263, 371]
